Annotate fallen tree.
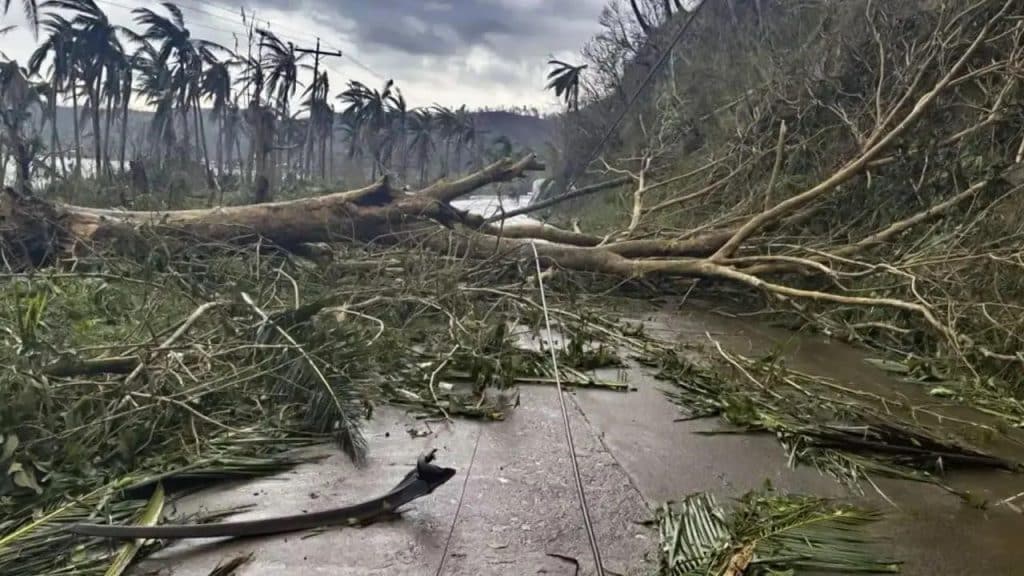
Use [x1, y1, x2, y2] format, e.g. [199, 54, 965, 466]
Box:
[2, 0, 1022, 400]
[5, 4, 1024, 573]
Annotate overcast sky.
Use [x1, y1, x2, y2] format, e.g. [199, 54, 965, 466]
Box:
[1, 0, 609, 111]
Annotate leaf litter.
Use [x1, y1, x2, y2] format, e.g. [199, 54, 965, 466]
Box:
[0, 240, 1019, 574]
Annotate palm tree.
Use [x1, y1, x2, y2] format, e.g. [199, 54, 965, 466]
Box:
[407, 108, 434, 186]
[222, 99, 240, 175]
[258, 30, 302, 114]
[258, 29, 304, 174]
[201, 55, 233, 177]
[323, 96, 335, 180]
[300, 69, 334, 180]
[444, 105, 475, 174]
[236, 51, 269, 186]
[338, 79, 397, 179]
[30, 9, 83, 177]
[28, 11, 74, 177]
[131, 38, 176, 162]
[322, 75, 336, 181]
[431, 104, 457, 177]
[99, 51, 123, 176]
[336, 111, 361, 164]
[134, 2, 222, 174]
[381, 86, 406, 179]
[546, 59, 587, 111]
[454, 106, 478, 172]
[33, 82, 61, 175]
[116, 56, 132, 173]
[0, 59, 43, 192]
[47, 0, 126, 178]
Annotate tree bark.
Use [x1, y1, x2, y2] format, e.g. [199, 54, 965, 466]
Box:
[0, 151, 803, 311]
[119, 90, 129, 175]
[90, 82, 102, 180]
[71, 69, 82, 180]
[0, 155, 545, 266]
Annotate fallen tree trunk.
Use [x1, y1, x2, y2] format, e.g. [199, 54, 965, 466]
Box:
[0, 156, 546, 265]
[1, 154, 738, 267]
[0, 150, 1013, 369]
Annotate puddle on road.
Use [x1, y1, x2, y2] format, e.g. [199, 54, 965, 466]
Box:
[567, 296, 1023, 575]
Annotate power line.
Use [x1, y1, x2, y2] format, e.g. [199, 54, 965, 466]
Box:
[561, 1, 708, 195]
[178, 0, 243, 21]
[530, 241, 605, 576]
[93, 0, 387, 83]
[93, 0, 256, 41]
[174, 0, 386, 80]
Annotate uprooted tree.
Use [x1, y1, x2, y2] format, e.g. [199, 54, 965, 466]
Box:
[2, 0, 1023, 390]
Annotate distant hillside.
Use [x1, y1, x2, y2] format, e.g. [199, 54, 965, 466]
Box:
[472, 110, 555, 154]
[37, 106, 553, 163]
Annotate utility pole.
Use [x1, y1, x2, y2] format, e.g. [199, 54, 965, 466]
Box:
[292, 39, 342, 180]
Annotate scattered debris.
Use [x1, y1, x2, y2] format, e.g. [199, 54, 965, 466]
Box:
[650, 339, 1021, 500]
[0, 245, 637, 574]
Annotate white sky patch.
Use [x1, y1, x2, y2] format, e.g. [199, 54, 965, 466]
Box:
[464, 45, 499, 76]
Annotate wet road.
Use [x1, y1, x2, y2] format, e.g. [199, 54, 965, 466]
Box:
[132, 301, 1023, 575]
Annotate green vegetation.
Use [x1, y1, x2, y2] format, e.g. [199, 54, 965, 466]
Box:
[0, 239, 638, 574]
[539, 1, 1024, 571]
[548, 0, 1024, 417]
[655, 487, 899, 575]
[650, 345, 1019, 502]
[2, 0, 1023, 573]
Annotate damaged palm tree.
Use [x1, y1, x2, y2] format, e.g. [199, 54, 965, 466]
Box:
[4, 2, 1023, 402]
[0, 60, 42, 195]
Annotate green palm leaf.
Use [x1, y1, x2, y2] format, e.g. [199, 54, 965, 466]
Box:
[103, 483, 165, 576]
[657, 489, 901, 575]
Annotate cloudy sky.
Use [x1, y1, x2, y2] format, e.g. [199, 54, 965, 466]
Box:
[1, 0, 609, 111]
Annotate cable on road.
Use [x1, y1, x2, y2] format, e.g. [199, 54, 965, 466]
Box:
[530, 241, 605, 576]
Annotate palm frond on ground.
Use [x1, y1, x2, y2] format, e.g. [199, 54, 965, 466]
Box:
[653, 348, 1020, 498]
[656, 488, 900, 575]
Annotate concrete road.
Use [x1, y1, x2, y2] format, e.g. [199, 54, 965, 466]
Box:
[134, 308, 1024, 575]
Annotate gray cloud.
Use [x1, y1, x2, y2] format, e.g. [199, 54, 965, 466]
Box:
[275, 0, 603, 57]
[1, 0, 608, 110]
[250, 0, 608, 108]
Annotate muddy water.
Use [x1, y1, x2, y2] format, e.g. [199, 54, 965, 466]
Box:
[571, 297, 1023, 575]
[450, 180, 543, 225]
